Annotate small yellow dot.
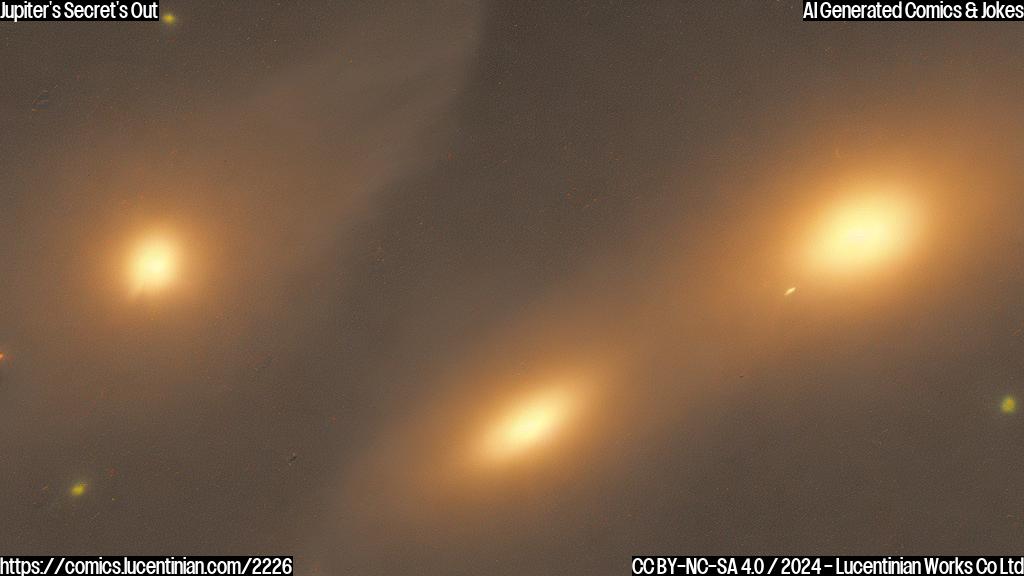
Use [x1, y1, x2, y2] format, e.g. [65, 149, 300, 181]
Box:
[70, 482, 87, 497]
[161, 12, 176, 25]
[784, 286, 797, 297]
[1001, 395, 1017, 415]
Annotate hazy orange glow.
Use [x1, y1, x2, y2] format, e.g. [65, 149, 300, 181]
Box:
[130, 236, 178, 293]
[479, 386, 578, 464]
[806, 192, 922, 277]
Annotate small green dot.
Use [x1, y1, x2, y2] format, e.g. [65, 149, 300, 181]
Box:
[1000, 395, 1016, 415]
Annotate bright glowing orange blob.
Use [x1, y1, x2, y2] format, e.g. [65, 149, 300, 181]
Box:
[479, 386, 578, 464]
[130, 236, 178, 293]
[806, 193, 922, 277]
